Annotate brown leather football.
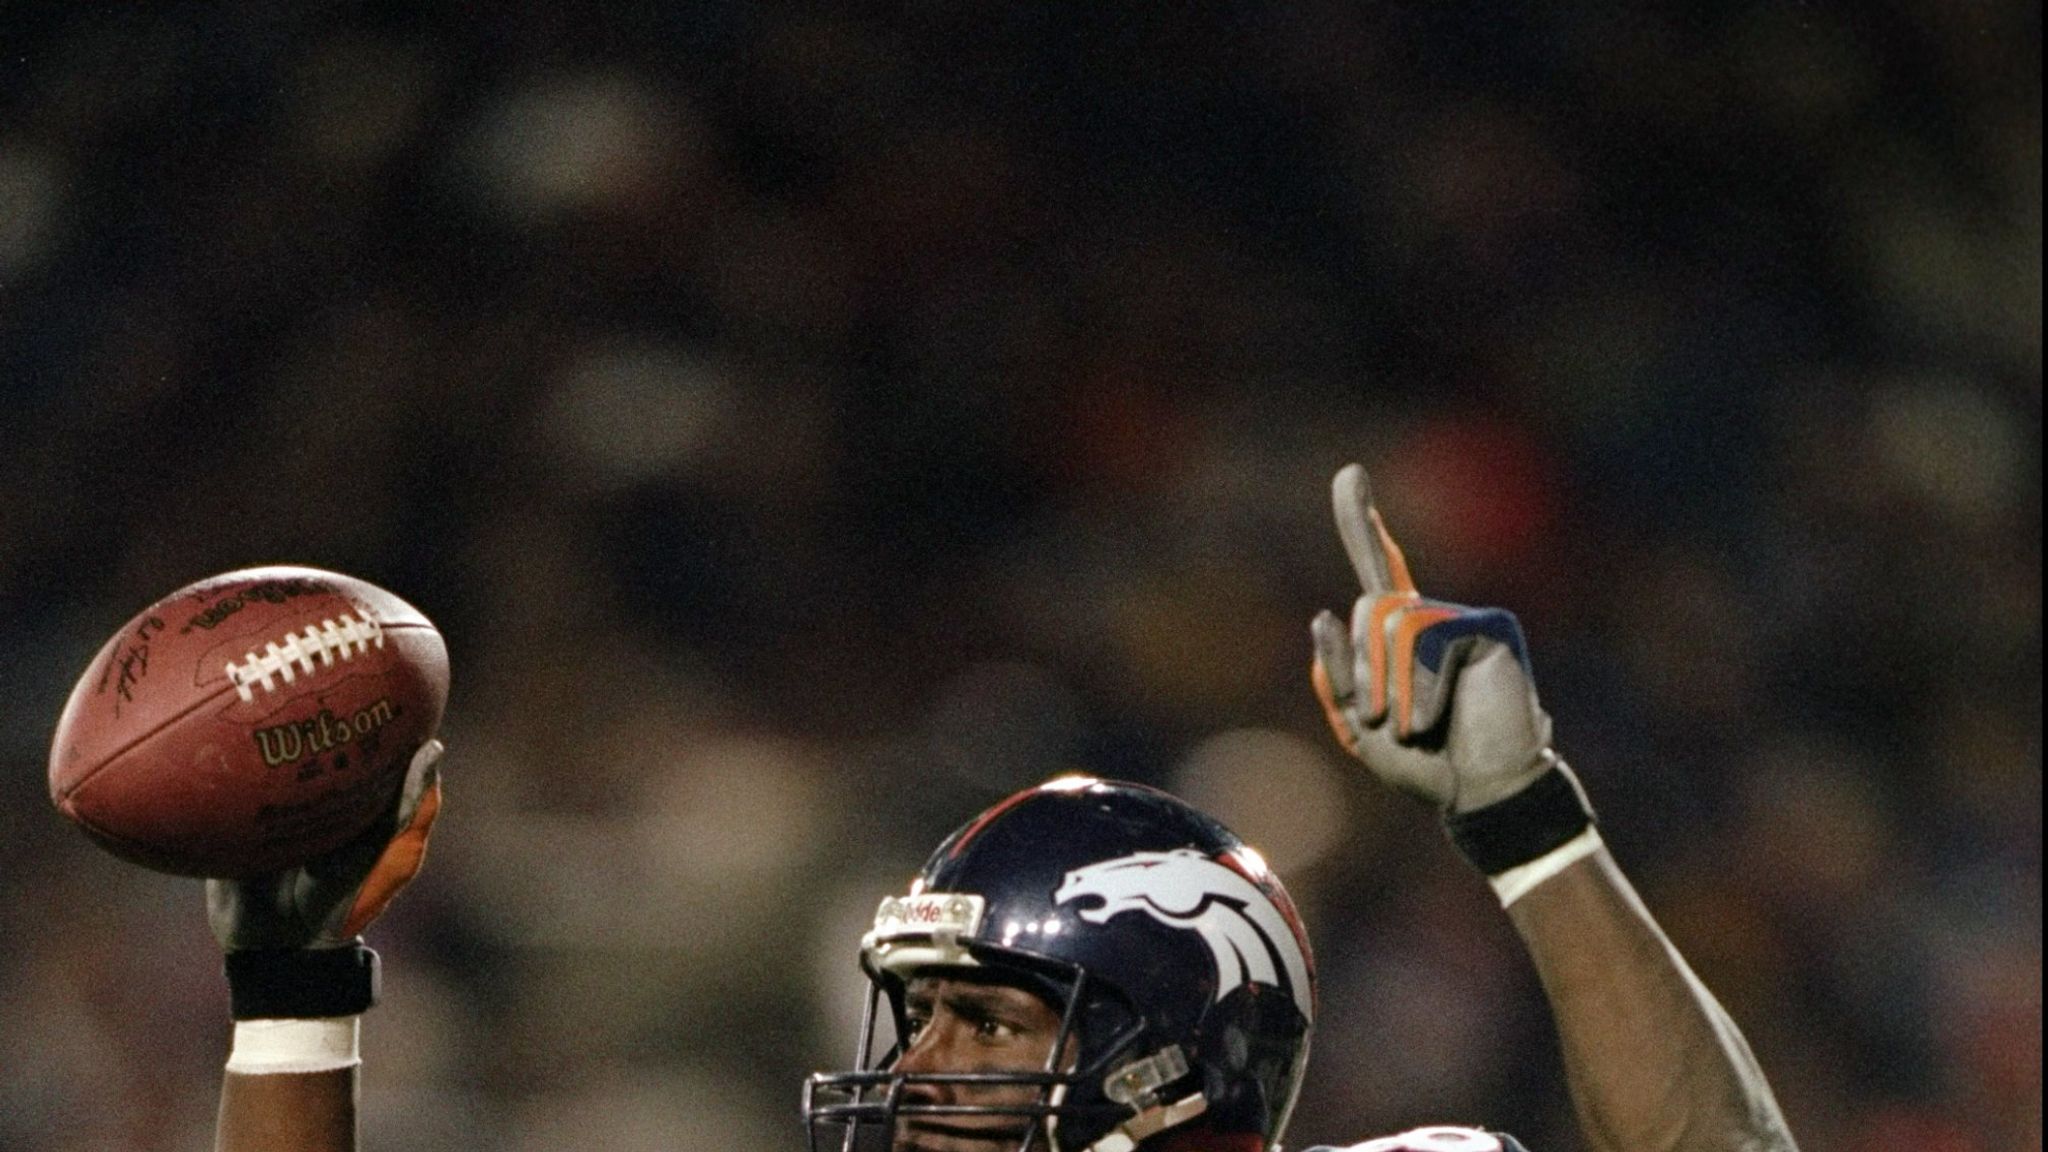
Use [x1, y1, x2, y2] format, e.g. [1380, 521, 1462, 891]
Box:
[49, 566, 448, 878]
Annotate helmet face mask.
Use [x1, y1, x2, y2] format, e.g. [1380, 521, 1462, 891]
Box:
[805, 777, 1316, 1152]
[804, 960, 1152, 1152]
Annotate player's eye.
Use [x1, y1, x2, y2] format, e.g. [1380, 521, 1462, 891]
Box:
[970, 1012, 1023, 1043]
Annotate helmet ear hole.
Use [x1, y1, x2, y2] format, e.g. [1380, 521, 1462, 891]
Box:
[1195, 984, 1314, 1137]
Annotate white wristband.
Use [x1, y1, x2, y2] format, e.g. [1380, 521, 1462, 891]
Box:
[1488, 826, 1604, 907]
[225, 1017, 361, 1075]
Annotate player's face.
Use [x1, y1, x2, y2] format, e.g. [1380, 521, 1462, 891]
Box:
[888, 973, 1068, 1152]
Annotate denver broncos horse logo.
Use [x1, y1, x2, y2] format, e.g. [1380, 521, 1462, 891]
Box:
[1054, 849, 1312, 1017]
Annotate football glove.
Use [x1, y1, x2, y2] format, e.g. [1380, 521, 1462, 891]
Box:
[1310, 464, 1556, 814]
[207, 739, 442, 1018]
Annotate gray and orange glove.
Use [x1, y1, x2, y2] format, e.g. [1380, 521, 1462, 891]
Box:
[1310, 465, 1596, 891]
[207, 740, 443, 1019]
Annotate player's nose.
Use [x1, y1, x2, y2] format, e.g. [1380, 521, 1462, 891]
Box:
[890, 1024, 966, 1104]
[891, 1030, 947, 1080]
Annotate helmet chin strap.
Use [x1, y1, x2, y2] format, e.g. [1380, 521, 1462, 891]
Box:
[1081, 1092, 1209, 1152]
[1042, 1044, 1211, 1152]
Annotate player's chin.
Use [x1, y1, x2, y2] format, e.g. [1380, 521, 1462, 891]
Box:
[891, 1119, 1035, 1152]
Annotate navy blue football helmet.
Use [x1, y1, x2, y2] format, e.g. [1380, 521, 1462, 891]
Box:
[805, 776, 1317, 1152]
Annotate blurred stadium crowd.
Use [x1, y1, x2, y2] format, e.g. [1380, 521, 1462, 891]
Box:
[0, 3, 2037, 1150]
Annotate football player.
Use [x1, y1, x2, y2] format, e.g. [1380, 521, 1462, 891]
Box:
[800, 465, 1800, 1152]
[200, 464, 1800, 1152]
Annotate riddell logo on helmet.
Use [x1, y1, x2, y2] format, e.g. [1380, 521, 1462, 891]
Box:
[252, 699, 398, 767]
[869, 894, 986, 940]
[1055, 849, 1314, 1017]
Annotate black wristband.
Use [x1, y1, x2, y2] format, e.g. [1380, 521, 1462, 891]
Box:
[225, 941, 380, 1020]
[1443, 762, 1596, 876]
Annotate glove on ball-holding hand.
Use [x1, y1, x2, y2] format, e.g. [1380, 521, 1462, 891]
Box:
[208, 740, 443, 1019]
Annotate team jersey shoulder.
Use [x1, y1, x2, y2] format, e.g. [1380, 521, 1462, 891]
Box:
[1301, 1125, 1531, 1152]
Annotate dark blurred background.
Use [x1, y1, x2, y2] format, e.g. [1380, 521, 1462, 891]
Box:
[0, 3, 2038, 1150]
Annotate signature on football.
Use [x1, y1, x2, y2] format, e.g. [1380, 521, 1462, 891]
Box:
[96, 615, 167, 714]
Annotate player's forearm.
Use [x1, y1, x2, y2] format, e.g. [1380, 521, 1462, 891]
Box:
[214, 1016, 364, 1152]
[1506, 847, 1797, 1152]
[217, 1068, 358, 1152]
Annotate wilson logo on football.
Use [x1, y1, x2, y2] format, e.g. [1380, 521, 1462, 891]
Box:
[225, 612, 386, 702]
[252, 699, 399, 767]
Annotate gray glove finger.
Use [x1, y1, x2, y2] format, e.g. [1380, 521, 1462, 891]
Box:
[206, 879, 253, 948]
[1405, 632, 1470, 738]
[1331, 464, 1404, 595]
[1311, 610, 1357, 703]
[208, 868, 319, 951]
[1348, 595, 1390, 724]
[394, 739, 443, 825]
